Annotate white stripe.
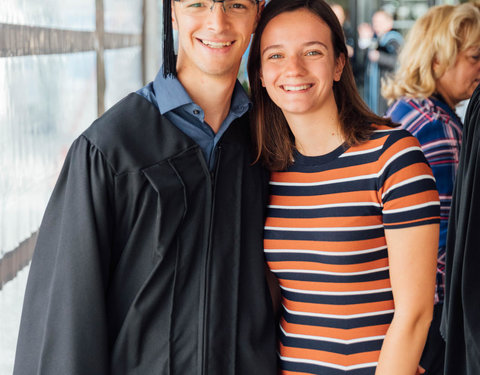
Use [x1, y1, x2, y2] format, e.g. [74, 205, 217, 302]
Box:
[280, 285, 392, 296]
[268, 202, 382, 210]
[264, 245, 387, 256]
[383, 201, 440, 214]
[269, 146, 422, 187]
[264, 224, 383, 232]
[376, 146, 423, 177]
[271, 266, 389, 276]
[280, 325, 385, 345]
[373, 128, 401, 133]
[283, 305, 394, 319]
[279, 354, 378, 371]
[269, 173, 378, 187]
[340, 145, 383, 157]
[381, 174, 436, 199]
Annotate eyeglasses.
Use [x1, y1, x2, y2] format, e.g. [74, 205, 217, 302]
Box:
[174, 0, 259, 16]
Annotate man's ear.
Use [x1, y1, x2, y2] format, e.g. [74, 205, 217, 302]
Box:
[172, 0, 178, 31]
[253, 0, 265, 29]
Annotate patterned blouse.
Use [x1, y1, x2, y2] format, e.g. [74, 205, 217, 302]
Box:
[386, 96, 463, 303]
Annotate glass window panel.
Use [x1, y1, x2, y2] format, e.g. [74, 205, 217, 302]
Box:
[0, 52, 97, 256]
[1, 0, 96, 31]
[104, 0, 143, 34]
[0, 265, 29, 375]
[104, 47, 143, 110]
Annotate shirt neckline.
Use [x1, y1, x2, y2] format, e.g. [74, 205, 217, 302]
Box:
[292, 142, 349, 167]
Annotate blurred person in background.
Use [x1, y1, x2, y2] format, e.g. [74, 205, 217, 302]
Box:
[330, 3, 355, 59]
[441, 82, 480, 375]
[360, 9, 403, 115]
[248, 0, 440, 373]
[12, 0, 279, 374]
[383, 3, 480, 374]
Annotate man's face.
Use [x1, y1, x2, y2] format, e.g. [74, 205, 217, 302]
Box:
[172, 0, 263, 81]
[372, 11, 392, 36]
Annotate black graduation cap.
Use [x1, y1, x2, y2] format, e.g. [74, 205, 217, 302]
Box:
[163, 0, 177, 77]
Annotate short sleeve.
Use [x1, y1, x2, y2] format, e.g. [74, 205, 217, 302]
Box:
[377, 130, 440, 229]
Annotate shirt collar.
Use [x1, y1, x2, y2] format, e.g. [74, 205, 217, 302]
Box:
[153, 66, 251, 116]
[430, 94, 461, 122]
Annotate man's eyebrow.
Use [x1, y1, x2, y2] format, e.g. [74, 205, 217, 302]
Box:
[261, 41, 328, 57]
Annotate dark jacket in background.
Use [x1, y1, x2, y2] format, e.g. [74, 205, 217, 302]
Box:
[441, 84, 480, 375]
[364, 30, 403, 115]
[13, 93, 277, 375]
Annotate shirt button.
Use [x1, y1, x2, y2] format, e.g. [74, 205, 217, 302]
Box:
[193, 109, 200, 115]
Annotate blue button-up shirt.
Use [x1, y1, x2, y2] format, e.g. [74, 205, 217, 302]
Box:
[136, 68, 251, 170]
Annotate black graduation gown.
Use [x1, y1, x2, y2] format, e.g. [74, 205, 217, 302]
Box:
[441, 84, 480, 375]
[13, 93, 277, 375]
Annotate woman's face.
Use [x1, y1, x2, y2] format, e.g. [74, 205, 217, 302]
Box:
[436, 46, 480, 107]
[259, 9, 344, 118]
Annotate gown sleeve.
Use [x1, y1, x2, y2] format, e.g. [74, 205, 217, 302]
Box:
[13, 135, 116, 375]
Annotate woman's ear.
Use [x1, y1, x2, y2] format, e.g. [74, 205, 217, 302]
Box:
[334, 53, 346, 82]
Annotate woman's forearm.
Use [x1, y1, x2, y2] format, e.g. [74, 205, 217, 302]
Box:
[375, 312, 432, 375]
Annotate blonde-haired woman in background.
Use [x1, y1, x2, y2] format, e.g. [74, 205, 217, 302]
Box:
[382, 4, 480, 374]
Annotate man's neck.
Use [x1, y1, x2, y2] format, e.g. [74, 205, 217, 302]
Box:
[177, 70, 238, 134]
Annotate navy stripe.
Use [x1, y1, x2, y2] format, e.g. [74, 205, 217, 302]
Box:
[384, 218, 439, 229]
[290, 152, 383, 172]
[265, 248, 388, 265]
[281, 359, 376, 375]
[270, 179, 378, 196]
[267, 206, 381, 218]
[281, 290, 394, 305]
[382, 178, 438, 202]
[280, 330, 384, 355]
[378, 149, 428, 183]
[283, 309, 394, 329]
[273, 269, 390, 283]
[383, 206, 440, 224]
[264, 228, 385, 242]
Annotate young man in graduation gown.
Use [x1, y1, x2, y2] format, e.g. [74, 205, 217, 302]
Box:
[13, 1, 277, 374]
[441, 84, 480, 375]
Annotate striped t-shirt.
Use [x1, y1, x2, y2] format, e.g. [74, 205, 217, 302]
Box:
[264, 127, 440, 375]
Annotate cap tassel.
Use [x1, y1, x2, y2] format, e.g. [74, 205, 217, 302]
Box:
[163, 0, 177, 77]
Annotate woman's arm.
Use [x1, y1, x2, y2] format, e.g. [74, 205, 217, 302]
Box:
[375, 223, 439, 375]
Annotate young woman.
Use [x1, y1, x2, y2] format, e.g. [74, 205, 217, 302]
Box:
[247, 0, 440, 374]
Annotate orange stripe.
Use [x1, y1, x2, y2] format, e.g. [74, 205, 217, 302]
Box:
[279, 342, 381, 367]
[264, 238, 386, 252]
[266, 215, 383, 228]
[269, 190, 380, 206]
[269, 258, 389, 272]
[385, 191, 439, 211]
[282, 320, 390, 340]
[282, 299, 395, 315]
[378, 134, 421, 162]
[384, 217, 440, 227]
[279, 278, 391, 292]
